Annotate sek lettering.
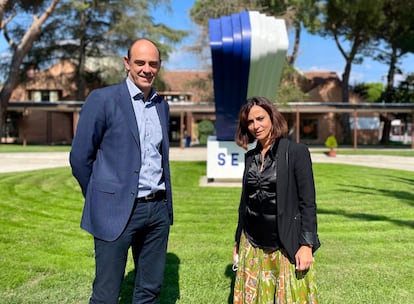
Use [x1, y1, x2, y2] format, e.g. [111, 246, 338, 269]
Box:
[217, 152, 240, 166]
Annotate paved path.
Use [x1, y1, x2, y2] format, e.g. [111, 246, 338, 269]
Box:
[170, 148, 414, 172]
[0, 148, 413, 173]
[0, 152, 71, 173]
[308, 153, 414, 172]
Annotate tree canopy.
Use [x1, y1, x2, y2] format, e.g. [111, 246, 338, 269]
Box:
[1, 0, 413, 144]
[190, 0, 319, 66]
[369, 0, 414, 103]
[0, 0, 188, 139]
[0, 0, 59, 140]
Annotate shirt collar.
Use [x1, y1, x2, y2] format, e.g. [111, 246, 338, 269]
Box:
[126, 77, 141, 99]
[253, 138, 281, 161]
[125, 77, 158, 103]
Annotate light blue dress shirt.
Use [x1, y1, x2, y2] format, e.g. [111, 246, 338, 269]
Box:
[126, 77, 165, 198]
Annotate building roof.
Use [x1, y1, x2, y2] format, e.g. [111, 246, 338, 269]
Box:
[10, 60, 95, 101]
[159, 70, 213, 102]
[304, 71, 339, 84]
[10, 58, 362, 104]
[300, 71, 362, 103]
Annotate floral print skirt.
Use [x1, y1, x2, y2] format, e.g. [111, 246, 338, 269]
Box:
[233, 233, 318, 304]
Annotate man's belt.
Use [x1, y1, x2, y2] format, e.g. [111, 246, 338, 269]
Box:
[135, 190, 166, 203]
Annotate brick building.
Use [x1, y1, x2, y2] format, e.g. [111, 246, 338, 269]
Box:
[5, 60, 413, 147]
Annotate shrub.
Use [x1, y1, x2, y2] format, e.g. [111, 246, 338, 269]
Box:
[197, 120, 215, 145]
[325, 135, 338, 149]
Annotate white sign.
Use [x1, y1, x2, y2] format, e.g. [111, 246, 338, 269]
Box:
[206, 136, 246, 180]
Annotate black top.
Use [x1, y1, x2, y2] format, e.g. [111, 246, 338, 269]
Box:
[235, 138, 321, 263]
[242, 141, 282, 250]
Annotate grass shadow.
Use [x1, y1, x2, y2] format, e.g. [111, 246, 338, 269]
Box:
[224, 263, 236, 304]
[325, 174, 414, 227]
[336, 177, 414, 209]
[318, 208, 414, 229]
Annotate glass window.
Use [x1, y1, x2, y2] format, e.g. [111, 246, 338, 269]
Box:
[300, 119, 318, 140]
[32, 91, 42, 102]
[29, 90, 61, 102]
[49, 91, 59, 102]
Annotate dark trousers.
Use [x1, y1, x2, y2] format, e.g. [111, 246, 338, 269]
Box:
[89, 199, 170, 304]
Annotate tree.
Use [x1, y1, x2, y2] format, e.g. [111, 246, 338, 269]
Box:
[371, 0, 414, 103]
[197, 119, 215, 145]
[394, 73, 414, 103]
[305, 0, 385, 143]
[367, 0, 414, 144]
[0, 0, 189, 141]
[259, 0, 320, 66]
[352, 82, 383, 103]
[190, 0, 319, 66]
[29, 0, 188, 99]
[388, 73, 414, 143]
[276, 62, 308, 103]
[0, 0, 59, 141]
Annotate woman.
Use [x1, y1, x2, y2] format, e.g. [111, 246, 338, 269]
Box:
[233, 96, 320, 304]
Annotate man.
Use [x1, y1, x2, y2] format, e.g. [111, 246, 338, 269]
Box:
[70, 38, 173, 304]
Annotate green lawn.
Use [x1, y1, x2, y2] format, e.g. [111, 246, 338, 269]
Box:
[1, 143, 414, 157]
[0, 161, 413, 303]
[0, 144, 71, 152]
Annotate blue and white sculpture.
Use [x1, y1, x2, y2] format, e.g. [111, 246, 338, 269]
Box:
[209, 11, 288, 141]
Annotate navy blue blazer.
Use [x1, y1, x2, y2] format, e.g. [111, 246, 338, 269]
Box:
[70, 80, 173, 241]
[236, 138, 320, 263]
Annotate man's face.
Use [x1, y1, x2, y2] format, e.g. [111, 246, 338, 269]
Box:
[124, 40, 161, 93]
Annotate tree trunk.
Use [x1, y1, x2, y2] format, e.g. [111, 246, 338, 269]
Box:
[380, 46, 398, 144]
[334, 29, 362, 145]
[0, 0, 59, 140]
[76, 8, 87, 101]
[288, 21, 300, 66]
[380, 114, 392, 145]
[386, 46, 397, 95]
[340, 61, 352, 144]
[0, 65, 20, 141]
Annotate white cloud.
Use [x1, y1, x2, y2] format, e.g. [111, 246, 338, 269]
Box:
[349, 71, 365, 84]
[0, 51, 11, 59]
[163, 47, 206, 71]
[363, 63, 372, 70]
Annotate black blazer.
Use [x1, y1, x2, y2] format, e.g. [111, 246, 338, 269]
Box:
[235, 138, 320, 263]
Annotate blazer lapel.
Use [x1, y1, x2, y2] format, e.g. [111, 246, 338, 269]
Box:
[117, 81, 140, 147]
[276, 138, 289, 216]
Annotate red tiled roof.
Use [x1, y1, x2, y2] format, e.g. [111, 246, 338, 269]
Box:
[161, 71, 210, 92]
[160, 70, 213, 102]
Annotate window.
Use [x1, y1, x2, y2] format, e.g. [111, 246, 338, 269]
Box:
[162, 94, 192, 102]
[300, 119, 318, 140]
[29, 90, 61, 102]
[4, 111, 20, 138]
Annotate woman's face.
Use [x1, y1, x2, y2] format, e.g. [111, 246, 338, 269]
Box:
[247, 105, 272, 144]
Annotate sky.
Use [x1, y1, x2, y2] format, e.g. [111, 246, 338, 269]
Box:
[1, 0, 413, 85]
[153, 0, 414, 85]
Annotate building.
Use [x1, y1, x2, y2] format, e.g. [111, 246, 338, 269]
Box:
[157, 70, 215, 146]
[4, 60, 414, 148]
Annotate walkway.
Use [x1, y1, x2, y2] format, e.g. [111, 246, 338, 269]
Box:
[0, 147, 413, 173]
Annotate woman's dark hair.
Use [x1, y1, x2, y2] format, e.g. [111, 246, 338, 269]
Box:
[235, 96, 288, 149]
